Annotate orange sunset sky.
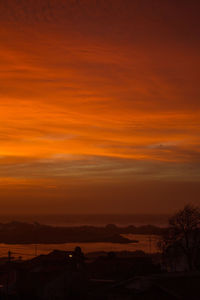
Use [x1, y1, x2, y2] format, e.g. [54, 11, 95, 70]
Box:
[0, 0, 200, 214]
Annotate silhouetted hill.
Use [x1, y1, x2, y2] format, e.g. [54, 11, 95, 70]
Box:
[0, 222, 165, 244]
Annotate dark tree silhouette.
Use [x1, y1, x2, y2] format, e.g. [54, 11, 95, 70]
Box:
[158, 204, 200, 271]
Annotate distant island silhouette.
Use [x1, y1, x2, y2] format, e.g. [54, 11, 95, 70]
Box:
[0, 221, 164, 244]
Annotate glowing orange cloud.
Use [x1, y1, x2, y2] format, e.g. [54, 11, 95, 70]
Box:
[0, 0, 200, 213]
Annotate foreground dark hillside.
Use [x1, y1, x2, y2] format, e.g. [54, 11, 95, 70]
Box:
[0, 248, 199, 300]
